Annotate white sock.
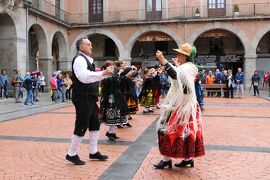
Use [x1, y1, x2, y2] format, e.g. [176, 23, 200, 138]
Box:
[108, 126, 116, 134]
[162, 156, 171, 162]
[89, 130, 99, 154]
[184, 158, 192, 161]
[67, 135, 82, 156]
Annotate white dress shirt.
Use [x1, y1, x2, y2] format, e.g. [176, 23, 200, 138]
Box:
[73, 52, 105, 84]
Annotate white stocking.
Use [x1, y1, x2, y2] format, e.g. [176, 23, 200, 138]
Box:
[67, 135, 82, 156]
[108, 126, 116, 134]
[89, 130, 99, 154]
[162, 156, 171, 162]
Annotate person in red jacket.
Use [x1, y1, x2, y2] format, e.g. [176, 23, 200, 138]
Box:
[50, 74, 58, 102]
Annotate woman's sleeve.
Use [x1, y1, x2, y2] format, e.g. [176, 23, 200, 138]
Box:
[164, 63, 177, 80]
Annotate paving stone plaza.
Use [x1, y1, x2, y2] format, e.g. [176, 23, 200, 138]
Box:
[0, 92, 269, 179]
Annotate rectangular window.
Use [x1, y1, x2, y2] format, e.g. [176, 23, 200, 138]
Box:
[208, 0, 215, 9]
[147, 0, 152, 11]
[217, 0, 225, 8]
[208, 0, 226, 17]
[55, 0, 61, 19]
[156, 0, 162, 11]
[146, 0, 162, 20]
[89, 0, 103, 22]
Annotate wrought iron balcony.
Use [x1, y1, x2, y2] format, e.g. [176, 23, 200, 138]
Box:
[27, 2, 270, 26]
[30, 0, 70, 23]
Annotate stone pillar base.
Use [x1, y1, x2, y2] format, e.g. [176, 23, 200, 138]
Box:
[244, 54, 257, 89]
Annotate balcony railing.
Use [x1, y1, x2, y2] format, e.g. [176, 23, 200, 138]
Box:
[30, 0, 70, 22]
[28, 2, 270, 25]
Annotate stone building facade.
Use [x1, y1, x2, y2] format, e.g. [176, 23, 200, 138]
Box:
[0, 0, 270, 89]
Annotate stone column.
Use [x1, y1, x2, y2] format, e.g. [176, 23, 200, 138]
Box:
[244, 54, 257, 89]
[39, 58, 53, 91]
[58, 59, 70, 71]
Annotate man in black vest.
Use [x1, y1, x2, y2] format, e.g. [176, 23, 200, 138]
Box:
[65, 37, 114, 165]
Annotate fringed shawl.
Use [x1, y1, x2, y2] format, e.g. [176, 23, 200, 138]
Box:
[157, 62, 202, 140]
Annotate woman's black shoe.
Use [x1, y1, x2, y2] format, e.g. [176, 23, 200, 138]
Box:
[153, 160, 172, 169]
[124, 123, 132, 127]
[175, 159, 194, 168]
[112, 133, 120, 139]
[106, 132, 115, 141]
[128, 115, 132, 120]
[117, 125, 123, 128]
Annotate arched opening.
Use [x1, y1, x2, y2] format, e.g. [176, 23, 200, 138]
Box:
[88, 34, 119, 67]
[131, 31, 178, 68]
[28, 27, 39, 71]
[0, 13, 17, 74]
[256, 31, 270, 75]
[52, 36, 59, 71]
[28, 24, 48, 72]
[194, 29, 245, 74]
[51, 31, 68, 71]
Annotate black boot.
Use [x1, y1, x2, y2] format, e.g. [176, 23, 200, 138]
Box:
[89, 151, 108, 161]
[175, 159, 194, 168]
[153, 160, 172, 169]
[106, 132, 115, 141]
[65, 154, 85, 165]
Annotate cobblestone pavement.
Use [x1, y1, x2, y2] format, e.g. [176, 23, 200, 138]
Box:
[0, 91, 270, 180]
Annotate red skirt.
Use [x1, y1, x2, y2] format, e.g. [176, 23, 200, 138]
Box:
[158, 106, 205, 158]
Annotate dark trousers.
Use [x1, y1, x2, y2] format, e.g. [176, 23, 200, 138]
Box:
[253, 85, 259, 96]
[226, 86, 234, 98]
[207, 88, 215, 97]
[0, 86, 2, 98]
[72, 93, 100, 137]
[66, 89, 71, 100]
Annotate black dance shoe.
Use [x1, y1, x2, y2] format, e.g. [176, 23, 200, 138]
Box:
[106, 132, 115, 141]
[124, 123, 132, 127]
[143, 110, 149, 113]
[112, 133, 120, 139]
[153, 160, 172, 169]
[128, 115, 132, 120]
[65, 154, 85, 165]
[175, 159, 194, 168]
[89, 151, 108, 161]
[117, 125, 123, 128]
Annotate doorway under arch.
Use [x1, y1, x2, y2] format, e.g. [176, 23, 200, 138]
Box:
[131, 31, 178, 68]
[88, 34, 120, 68]
[194, 29, 245, 74]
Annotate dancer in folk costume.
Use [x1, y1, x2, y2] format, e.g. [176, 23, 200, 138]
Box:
[153, 43, 205, 169]
[153, 67, 161, 109]
[115, 60, 137, 127]
[100, 61, 129, 141]
[139, 68, 156, 113]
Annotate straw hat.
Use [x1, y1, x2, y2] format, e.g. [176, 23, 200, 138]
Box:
[173, 43, 193, 56]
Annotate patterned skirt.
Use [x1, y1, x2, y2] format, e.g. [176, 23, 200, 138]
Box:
[101, 95, 128, 126]
[158, 106, 205, 159]
[127, 97, 137, 114]
[140, 90, 155, 108]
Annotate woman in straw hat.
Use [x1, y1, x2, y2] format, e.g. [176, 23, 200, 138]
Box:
[153, 43, 205, 169]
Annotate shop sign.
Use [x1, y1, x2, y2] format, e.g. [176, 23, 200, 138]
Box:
[196, 55, 242, 63]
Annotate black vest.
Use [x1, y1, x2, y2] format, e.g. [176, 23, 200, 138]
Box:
[71, 53, 98, 96]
